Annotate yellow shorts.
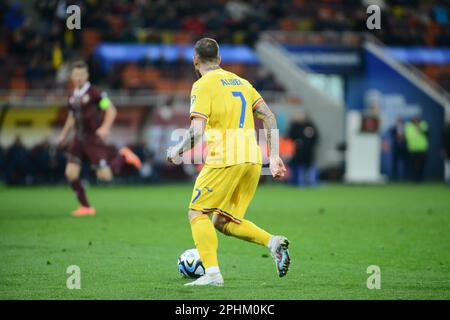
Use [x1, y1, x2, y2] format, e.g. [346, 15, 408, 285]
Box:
[189, 163, 262, 223]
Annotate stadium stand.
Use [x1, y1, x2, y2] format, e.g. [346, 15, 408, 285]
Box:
[1, 0, 449, 91]
[0, 0, 448, 184]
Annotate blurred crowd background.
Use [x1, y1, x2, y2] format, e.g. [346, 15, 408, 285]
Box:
[2, 0, 449, 90]
[0, 0, 449, 186]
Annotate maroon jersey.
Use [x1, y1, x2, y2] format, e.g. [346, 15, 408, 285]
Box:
[68, 82, 104, 139]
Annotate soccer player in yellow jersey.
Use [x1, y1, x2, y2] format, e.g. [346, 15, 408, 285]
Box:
[167, 38, 290, 286]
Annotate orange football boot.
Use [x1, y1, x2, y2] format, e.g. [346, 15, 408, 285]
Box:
[72, 206, 96, 217]
[120, 147, 142, 170]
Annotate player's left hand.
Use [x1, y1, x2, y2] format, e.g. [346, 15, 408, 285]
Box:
[96, 126, 110, 141]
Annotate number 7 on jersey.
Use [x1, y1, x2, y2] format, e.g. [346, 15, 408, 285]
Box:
[232, 91, 247, 128]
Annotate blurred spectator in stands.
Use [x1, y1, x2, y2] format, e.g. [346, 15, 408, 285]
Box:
[154, 52, 168, 72]
[4, 3, 26, 31]
[226, 1, 251, 22]
[254, 69, 284, 92]
[31, 140, 51, 184]
[254, 70, 273, 91]
[52, 41, 63, 71]
[432, 4, 449, 25]
[173, 52, 189, 72]
[48, 144, 66, 183]
[182, 15, 205, 35]
[436, 27, 450, 46]
[138, 54, 153, 69]
[27, 54, 47, 84]
[34, 0, 57, 33]
[55, 61, 70, 86]
[442, 116, 450, 185]
[5, 136, 32, 185]
[361, 0, 387, 10]
[107, 63, 125, 89]
[0, 1, 8, 26]
[87, 54, 102, 84]
[390, 117, 408, 180]
[362, 103, 381, 131]
[287, 110, 320, 187]
[139, 147, 161, 184]
[10, 19, 34, 54]
[405, 116, 429, 182]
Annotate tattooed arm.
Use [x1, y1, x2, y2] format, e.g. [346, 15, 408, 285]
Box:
[167, 117, 206, 164]
[253, 101, 287, 179]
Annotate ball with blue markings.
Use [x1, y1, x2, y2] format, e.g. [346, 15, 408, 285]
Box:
[177, 248, 205, 278]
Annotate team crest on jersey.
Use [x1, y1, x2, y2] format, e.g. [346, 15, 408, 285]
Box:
[82, 94, 90, 104]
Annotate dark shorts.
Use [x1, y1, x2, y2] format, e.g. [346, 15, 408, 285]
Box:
[67, 136, 115, 168]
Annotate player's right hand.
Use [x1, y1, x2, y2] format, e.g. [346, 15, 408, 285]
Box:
[56, 134, 65, 146]
[269, 156, 287, 179]
[167, 147, 182, 165]
[96, 126, 110, 141]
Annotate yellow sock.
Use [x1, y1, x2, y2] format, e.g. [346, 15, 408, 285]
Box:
[190, 214, 219, 269]
[223, 219, 272, 247]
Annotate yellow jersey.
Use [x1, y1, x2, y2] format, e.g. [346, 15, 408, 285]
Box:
[189, 68, 264, 168]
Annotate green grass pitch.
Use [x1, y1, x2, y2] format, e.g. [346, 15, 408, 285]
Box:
[0, 183, 449, 299]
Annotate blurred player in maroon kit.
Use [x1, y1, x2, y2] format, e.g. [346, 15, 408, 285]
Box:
[57, 61, 142, 217]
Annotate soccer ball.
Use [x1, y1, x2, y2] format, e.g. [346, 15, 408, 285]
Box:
[177, 248, 205, 278]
